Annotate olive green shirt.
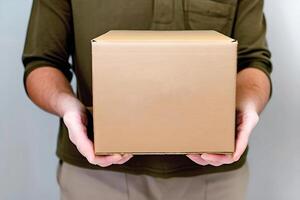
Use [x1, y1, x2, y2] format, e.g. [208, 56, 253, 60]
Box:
[22, 0, 272, 178]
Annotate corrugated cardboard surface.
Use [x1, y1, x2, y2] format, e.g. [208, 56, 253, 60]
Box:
[92, 30, 237, 155]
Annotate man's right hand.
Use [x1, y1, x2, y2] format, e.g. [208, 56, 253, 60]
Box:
[63, 102, 133, 167]
[63, 105, 133, 166]
[26, 67, 133, 167]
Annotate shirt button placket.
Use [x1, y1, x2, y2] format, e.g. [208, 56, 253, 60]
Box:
[150, 0, 185, 30]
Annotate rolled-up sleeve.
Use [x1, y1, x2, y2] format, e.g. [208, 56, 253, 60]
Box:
[233, 0, 272, 97]
[22, 0, 73, 94]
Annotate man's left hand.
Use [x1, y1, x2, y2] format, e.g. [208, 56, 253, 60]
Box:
[186, 108, 259, 166]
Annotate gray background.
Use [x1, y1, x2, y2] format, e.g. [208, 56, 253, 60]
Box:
[0, 0, 299, 199]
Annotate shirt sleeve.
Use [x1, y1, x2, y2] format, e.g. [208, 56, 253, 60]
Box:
[22, 0, 73, 94]
[233, 0, 273, 97]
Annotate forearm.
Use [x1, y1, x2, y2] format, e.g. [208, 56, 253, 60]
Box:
[25, 66, 84, 117]
[236, 67, 271, 114]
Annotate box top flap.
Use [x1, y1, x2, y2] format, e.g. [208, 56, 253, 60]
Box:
[92, 30, 236, 44]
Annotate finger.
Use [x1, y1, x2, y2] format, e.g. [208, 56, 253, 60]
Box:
[186, 154, 209, 166]
[66, 122, 128, 166]
[115, 154, 133, 164]
[205, 161, 223, 167]
[201, 153, 233, 165]
[67, 122, 87, 144]
[232, 128, 250, 161]
[233, 113, 259, 161]
[74, 132, 100, 165]
[200, 154, 224, 166]
[88, 154, 124, 167]
[64, 114, 126, 167]
[64, 116, 105, 166]
[67, 123, 105, 166]
[97, 154, 123, 166]
[90, 154, 122, 167]
[66, 121, 90, 156]
[95, 154, 133, 166]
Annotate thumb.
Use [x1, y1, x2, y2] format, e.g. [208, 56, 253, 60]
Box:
[233, 111, 259, 160]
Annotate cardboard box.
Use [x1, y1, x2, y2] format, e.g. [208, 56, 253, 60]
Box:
[91, 30, 237, 155]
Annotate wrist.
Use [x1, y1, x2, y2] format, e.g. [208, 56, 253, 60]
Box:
[236, 68, 271, 115]
[54, 92, 86, 117]
[236, 99, 258, 114]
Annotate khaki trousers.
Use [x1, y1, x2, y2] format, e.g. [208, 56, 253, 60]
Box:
[57, 162, 249, 200]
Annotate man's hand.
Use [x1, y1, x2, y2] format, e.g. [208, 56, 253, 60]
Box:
[186, 109, 259, 166]
[62, 99, 133, 167]
[186, 68, 271, 166]
[26, 67, 133, 167]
